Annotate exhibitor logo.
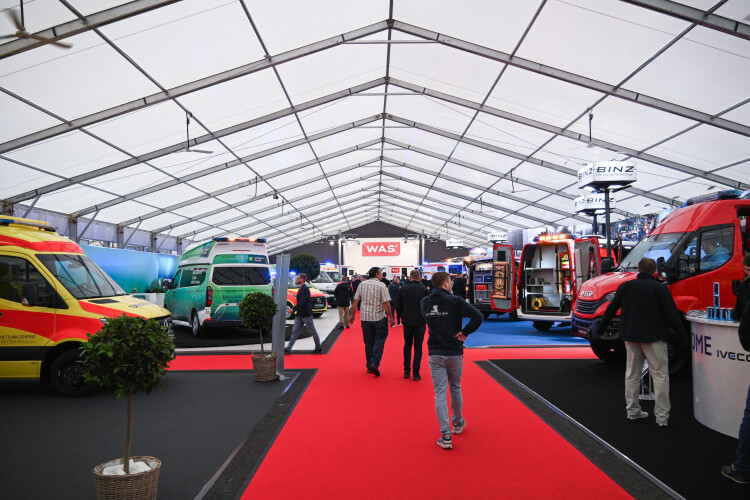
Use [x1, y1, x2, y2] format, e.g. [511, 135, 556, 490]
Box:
[362, 242, 400, 256]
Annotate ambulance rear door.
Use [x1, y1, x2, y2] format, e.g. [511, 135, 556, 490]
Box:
[491, 244, 516, 312]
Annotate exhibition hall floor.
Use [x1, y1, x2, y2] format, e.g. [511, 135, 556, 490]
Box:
[3, 312, 746, 499]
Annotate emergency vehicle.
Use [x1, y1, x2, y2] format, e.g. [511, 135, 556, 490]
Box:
[311, 263, 343, 307]
[339, 265, 356, 278]
[420, 261, 464, 276]
[572, 189, 750, 376]
[489, 242, 519, 319]
[466, 257, 494, 318]
[380, 265, 418, 280]
[164, 237, 272, 336]
[0, 216, 172, 396]
[517, 233, 602, 331]
[281, 273, 328, 320]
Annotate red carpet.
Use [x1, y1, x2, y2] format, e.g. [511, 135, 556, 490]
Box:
[183, 316, 630, 500]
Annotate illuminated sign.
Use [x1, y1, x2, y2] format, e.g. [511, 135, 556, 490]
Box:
[577, 161, 637, 189]
[574, 194, 615, 213]
[487, 232, 507, 242]
[362, 242, 401, 256]
[446, 239, 464, 248]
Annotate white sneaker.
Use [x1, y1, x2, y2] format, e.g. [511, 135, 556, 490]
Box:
[627, 410, 648, 420]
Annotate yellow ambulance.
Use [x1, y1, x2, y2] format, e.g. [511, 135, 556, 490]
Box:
[0, 216, 172, 395]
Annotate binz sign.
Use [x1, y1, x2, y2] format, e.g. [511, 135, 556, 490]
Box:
[362, 242, 401, 256]
[574, 194, 615, 213]
[446, 239, 464, 248]
[577, 161, 637, 189]
[487, 232, 508, 243]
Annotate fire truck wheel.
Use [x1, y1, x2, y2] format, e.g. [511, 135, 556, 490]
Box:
[509, 310, 519, 321]
[191, 311, 204, 337]
[589, 339, 626, 364]
[532, 321, 553, 332]
[482, 311, 491, 319]
[50, 349, 91, 397]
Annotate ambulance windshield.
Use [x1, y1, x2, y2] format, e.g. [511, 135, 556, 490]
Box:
[617, 233, 686, 272]
[37, 254, 126, 299]
[322, 270, 342, 282]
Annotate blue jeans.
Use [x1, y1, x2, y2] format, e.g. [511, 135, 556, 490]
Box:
[736, 383, 750, 471]
[429, 354, 464, 436]
[361, 317, 388, 368]
[287, 315, 320, 350]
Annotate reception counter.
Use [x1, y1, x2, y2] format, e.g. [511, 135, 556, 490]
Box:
[688, 315, 750, 438]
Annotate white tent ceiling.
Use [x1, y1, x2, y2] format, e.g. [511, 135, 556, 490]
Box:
[1, 0, 749, 253]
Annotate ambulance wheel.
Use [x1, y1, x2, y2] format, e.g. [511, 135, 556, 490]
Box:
[532, 321, 553, 332]
[286, 302, 295, 320]
[50, 349, 91, 397]
[191, 312, 204, 337]
[589, 338, 626, 364]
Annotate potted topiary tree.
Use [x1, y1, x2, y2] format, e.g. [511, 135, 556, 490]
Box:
[290, 253, 321, 281]
[238, 291, 279, 382]
[80, 314, 175, 500]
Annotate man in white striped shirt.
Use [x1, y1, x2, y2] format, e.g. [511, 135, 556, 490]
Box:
[349, 266, 396, 377]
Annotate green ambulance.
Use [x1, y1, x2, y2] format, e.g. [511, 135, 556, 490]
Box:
[164, 238, 272, 336]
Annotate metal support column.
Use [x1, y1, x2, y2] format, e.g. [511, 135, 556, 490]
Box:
[116, 226, 124, 249]
[150, 233, 158, 253]
[273, 253, 290, 380]
[604, 189, 612, 260]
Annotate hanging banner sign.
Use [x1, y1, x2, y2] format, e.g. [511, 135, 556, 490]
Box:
[469, 247, 490, 257]
[574, 194, 615, 213]
[487, 232, 508, 243]
[446, 239, 464, 248]
[577, 161, 637, 189]
[362, 241, 401, 256]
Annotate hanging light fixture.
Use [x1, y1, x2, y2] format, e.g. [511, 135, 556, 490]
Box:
[587, 110, 595, 148]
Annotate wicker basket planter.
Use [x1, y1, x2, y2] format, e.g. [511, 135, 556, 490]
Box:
[252, 352, 278, 382]
[93, 456, 161, 500]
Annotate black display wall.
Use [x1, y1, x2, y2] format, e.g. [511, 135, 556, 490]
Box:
[268, 221, 458, 264]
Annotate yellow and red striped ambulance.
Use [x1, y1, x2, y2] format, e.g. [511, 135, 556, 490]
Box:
[0, 216, 172, 395]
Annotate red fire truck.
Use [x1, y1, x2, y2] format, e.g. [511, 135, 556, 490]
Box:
[517, 233, 603, 331]
[465, 242, 519, 319]
[571, 190, 750, 376]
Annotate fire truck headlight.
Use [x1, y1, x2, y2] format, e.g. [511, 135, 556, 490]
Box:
[604, 292, 616, 302]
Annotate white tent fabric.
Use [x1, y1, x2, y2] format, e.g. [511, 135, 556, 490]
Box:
[1, 0, 749, 254]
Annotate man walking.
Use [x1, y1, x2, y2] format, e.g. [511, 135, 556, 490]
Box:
[395, 270, 428, 381]
[349, 267, 395, 377]
[334, 276, 353, 329]
[285, 273, 322, 354]
[452, 272, 467, 299]
[594, 258, 684, 427]
[388, 276, 402, 326]
[421, 272, 483, 449]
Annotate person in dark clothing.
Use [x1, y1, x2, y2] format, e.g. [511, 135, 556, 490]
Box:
[285, 273, 322, 353]
[733, 254, 750, 322]
[722, 298, 750, 484]
[422, 274, 433, 291]
[451, 272, 467, 299]
[388, 276, 402, 326]
[594, 258, 685, 427]
[334, 276, 354, 328]
[380, 271, 390, 287]
[421, 271, 484, 450]
[395, 269, 428, 380]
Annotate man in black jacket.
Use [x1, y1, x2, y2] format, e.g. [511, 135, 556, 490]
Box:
[285, 273, 322, 353]
[388, 276, 402, 326]
[421, 271, 484, 450]
[733, 254, 750, 321]
[395, 270, 428, 380]
[451, 272, 467, 299]
[721, 297, 750, 484]
[594, 258, 684, 427]
[334, 276, 353, 329]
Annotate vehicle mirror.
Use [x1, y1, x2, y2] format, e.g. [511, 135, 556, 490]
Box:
[22, 283, 39, 307]
[600, 258, 614, 273]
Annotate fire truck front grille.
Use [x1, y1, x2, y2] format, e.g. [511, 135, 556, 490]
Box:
[575, 298, 606, 315]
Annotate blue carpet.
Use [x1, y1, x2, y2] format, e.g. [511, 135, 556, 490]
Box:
[463, 316, 590, 348]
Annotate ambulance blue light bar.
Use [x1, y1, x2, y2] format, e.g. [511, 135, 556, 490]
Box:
[213, 237, 267, 243]
[685, 190, 741, 206]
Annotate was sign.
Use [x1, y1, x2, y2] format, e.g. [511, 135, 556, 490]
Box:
[362, 242, 401, 256]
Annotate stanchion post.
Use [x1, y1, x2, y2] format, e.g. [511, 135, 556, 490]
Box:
[273, 253, 290, 379]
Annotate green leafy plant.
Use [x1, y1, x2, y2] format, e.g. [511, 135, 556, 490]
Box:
[80, 314, 175, 474]
[289, 253, 320, 281]
[145, 279, 168, 293]
[238, 292, 278, 354]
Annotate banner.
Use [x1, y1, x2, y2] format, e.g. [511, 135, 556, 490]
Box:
[361, 241, 401, 256]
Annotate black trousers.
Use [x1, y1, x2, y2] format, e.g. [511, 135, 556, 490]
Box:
[403, 324, 426, 374]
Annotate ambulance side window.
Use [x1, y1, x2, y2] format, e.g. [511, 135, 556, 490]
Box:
[180, 267, 207, 288]
[0, 256, 59, 308]
[172, 270, 183, 289]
